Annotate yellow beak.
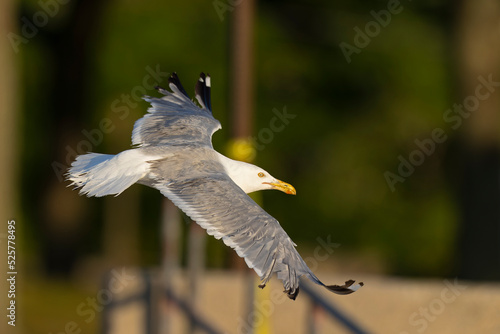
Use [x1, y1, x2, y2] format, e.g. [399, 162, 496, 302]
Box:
[265, 180, 296, 195]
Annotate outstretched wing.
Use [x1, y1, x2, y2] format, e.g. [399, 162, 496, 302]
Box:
[132, 72, 221, 148]
[149, 147, 362, 299]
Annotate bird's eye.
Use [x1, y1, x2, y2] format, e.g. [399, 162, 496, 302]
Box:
[258, 172, 265, 178]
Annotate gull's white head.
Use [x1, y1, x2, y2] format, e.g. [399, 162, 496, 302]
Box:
[241, 164, 296, 195]
[220, 156, 296, 195]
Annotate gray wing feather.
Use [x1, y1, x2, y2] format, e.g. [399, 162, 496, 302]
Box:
[132, 74, 221, 148]
[148, 147, 323, 299]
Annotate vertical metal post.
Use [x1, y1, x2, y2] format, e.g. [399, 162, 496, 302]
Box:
[159, 198, 182, 334]
[306, 302, 321, 334]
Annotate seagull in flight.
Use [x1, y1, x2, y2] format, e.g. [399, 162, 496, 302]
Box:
[67, 72, 363, 299]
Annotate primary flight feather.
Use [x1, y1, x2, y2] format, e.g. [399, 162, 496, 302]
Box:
[67, 72, 363, 299]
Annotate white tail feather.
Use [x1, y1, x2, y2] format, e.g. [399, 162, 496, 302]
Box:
[67, 149, 155, 197]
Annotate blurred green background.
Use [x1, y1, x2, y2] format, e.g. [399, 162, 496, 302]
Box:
[1, 0, 500, 333]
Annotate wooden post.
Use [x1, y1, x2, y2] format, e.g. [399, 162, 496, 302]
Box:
[102, 191, 141, 266]
[229, 0, 272, 333]
[230, 0, 256, 140]
[454, 0, 500, 279]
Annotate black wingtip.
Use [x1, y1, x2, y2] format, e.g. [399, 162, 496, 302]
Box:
[285, 287, 299, 300]
[154, 85, 169, 96]
[168, 72, 181, 85]
[325, 280, 364, 295]
[168, 72, 190, 99]
[195, 72, 212, 112]
[260, 283, 299, 300]
[205, 73, 212, 110]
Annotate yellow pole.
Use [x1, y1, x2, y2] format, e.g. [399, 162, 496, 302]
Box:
[227, 139, 272, 334]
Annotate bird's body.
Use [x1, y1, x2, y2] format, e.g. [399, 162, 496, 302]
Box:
[67, 73, 362, 299]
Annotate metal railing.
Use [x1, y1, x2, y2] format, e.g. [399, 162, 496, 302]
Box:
[164, 287, 223, 334]
[300, 282, 370, 334]
[101, 269, 370, 334]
